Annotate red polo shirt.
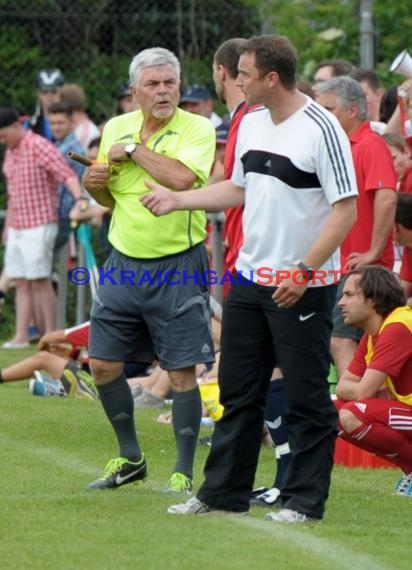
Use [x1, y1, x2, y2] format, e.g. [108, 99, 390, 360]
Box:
[400, 247, 412, 283]
[340, 122, 397, 270]
[399, 167, 412, 194]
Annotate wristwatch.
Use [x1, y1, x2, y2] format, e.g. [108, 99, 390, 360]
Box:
[125, 142, 138, 159]
[297, 261, 315, 280]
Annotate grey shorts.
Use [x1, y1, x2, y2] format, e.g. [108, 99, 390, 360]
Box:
[89, 244, 215, 370]
[332, 278, 363, 341]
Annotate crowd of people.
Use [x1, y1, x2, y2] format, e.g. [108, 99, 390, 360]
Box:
[1, 33, 412, 525]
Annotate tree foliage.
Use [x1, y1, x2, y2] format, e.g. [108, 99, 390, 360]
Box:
[2, 1, 412, 124]
[0, 0, 259, 124]
[240, 0, 412, 89]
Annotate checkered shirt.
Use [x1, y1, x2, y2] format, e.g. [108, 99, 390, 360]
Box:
[3, 129, 77, 229]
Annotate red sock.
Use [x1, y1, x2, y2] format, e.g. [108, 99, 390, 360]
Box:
[342, 423, 412, 473]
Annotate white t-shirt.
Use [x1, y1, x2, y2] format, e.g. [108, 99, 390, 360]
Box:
[231, 99, 358, 286]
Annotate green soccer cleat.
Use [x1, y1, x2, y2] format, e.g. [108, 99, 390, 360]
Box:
[163, 472, 193, 494]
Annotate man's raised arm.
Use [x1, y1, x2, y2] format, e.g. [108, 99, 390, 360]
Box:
[140, 179, 244, 216]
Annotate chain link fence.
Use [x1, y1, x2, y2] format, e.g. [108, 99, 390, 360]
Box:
[1, 0, 260, 124]
[0, 1, 261, 320]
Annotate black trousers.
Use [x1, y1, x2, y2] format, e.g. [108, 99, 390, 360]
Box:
[197, 276, 338, 518]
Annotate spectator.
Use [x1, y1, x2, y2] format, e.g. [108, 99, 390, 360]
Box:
[141, 34, 358, 522]
[207, 124, 228, 184]
[25, 69, 65, 140]
[83, 47, 216, 494]
[59, 83, 101, 149]
[316, 76, 397, 378]
[68, 136, 113, 254]
[312, 58, 354, 98]
[385, 78, 412, 142]
[395, 192, 412, 306]
[48, 101, 89, 250]
[180, 84, 223, 127]
[0, 270, 11, 308]
[379, 86, 399, 124]
[0, 323, 97, 399]
[335, 265, 412, 496]
[116, 81, 139, 114]
[383, 133, 412, 194]
[87, 136, 101, 161]
[0, 320, 151, 396]
[296, 80, 314, 99]
[49, 101, 86, 174]
[0, 107, 84, 348]
[212, 38, 257, 292]
[132, 365, 171, 408]
[350, 68, 386, 133]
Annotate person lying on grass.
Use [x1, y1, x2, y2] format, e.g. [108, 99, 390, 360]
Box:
[0, 321, 98, 399]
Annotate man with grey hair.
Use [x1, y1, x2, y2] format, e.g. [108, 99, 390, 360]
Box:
[317, 76, 397, 379]
[83, 47, 216, 493]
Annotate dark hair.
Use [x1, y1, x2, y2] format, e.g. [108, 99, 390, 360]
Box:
[117, 81, 131, 99]
[315, 59, 354, 76]
[88, 136, 101, 150]
[380, 86, 398, 123]
[347, 265, 406, 316]
[241, 34, 298, 89]
[214, 38, 248, 79]
[0, 107, 19, 128]
[48, 101, 74, 116]
[396, 192, 412, 229]
[350, 68, 381, 91]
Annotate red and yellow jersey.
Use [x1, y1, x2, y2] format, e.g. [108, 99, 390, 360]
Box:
[349, 306, 412, 404]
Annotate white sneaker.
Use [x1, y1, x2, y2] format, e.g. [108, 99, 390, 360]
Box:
[167, 496, 212, 515]
[2, 341, 30, 349]
[167, 496, 249, 516]
[265, 508, 317, 523]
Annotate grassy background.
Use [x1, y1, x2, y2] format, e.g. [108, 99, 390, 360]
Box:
[0, 347, 410, 570]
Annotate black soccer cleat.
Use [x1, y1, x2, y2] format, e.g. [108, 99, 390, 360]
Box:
[87, 455, 147, 490]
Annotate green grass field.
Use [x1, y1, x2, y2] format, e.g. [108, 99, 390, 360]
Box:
[0, 347, 410, 570]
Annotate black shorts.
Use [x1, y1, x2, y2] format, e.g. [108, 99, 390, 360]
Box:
[89, 244, 215, 370]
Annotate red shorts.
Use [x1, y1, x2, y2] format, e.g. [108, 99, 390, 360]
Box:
[336, 398, 412, 442]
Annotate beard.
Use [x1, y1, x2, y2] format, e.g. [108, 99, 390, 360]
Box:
[152, 105, 175, 119]
[153, 110, 173, 119]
